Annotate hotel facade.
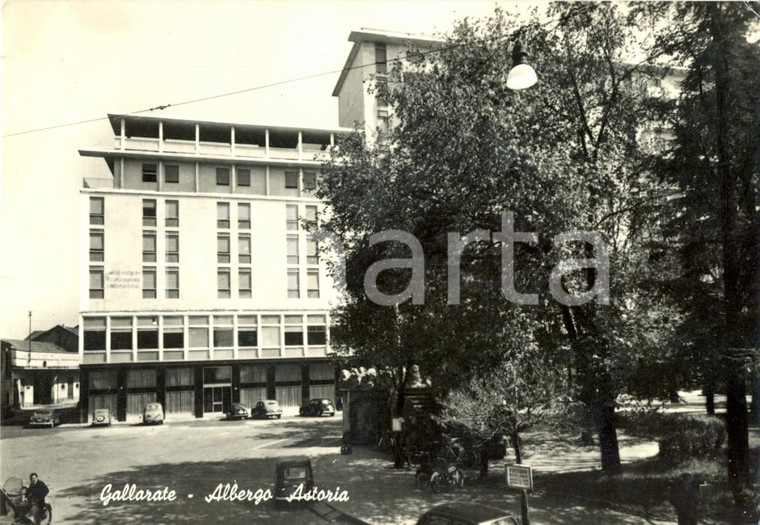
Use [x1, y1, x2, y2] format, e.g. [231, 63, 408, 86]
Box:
[79, 115, 349, 422]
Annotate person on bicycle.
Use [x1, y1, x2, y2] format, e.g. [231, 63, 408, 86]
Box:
[26, 473, 49, 525]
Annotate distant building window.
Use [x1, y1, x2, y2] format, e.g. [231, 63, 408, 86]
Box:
[287, 236, 299, 264]
[165, 165, 179, 184]
[307, 269, 320, 298]
[307, 325, 326, 345]
[287, 269, 299, 299]
[89, 197, 104, 225]
[213, 328, 234, 348]
[218, 270, 231, 299]
[239, 269, 252, 299]
[238, 203, 251, 229]
[166, 233, 179, 263]
[143, 268, 157, 299]
[284, 326, 304, 346]
[303, 172, 317, 193]
[90, 230, 104, 262]
[143, 233, 157, 262]
[111, 317, 133, 350]
[89, 267, 104, 299]
[83, 317, 106, 350]
[217, 235, 230, 263]
[375, 44, 387, 74]
[239, 235, 251, 264]
[305, 205, 318, 232]
[166, 268, 179, 299]
[142, 163, 158, 183]
[166, 200, 179, 227]
[216, 167, 230, 186]
[217, 203, 230, 228]
[286, 204, 298, 231]
[306, 236, 318, 265]
[285, 171, 299, 190]
[143, 199, 157, 227]
[238, 328, 257, 347]
[237, 169, 251, 187]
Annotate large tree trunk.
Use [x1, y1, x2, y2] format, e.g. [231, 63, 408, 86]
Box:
[705, 383, 715, 416]
[598, 402, 621, 473]
[511, 433, 522, 464]
[750, 368, 760, 425]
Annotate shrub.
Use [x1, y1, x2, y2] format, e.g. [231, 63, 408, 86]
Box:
[658, 415, 725, 463]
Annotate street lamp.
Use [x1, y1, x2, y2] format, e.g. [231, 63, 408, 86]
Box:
[506, 40, 537, 90]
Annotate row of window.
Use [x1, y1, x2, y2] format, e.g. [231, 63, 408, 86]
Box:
[82, 314, 328, 351]
[141, 163, 317, 192]
[143, 267, 179, 299]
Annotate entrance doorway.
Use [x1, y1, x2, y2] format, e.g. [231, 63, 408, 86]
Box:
[203, 386, 231, 413]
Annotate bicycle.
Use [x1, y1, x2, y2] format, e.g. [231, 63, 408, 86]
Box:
[375, 430, 396, 454]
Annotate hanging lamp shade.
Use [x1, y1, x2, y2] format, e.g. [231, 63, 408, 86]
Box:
[506, 40, 537, 90]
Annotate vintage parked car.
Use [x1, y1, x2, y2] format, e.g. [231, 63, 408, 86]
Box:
[416, 503, 520, 525]
[142, 403, 164, 425]
[28, 409, 61, 429]
[251, 400, 282, 419]
[91, 408, 112, 427]
[274, 457, 313, 506]
[225, 403, 250, 420]
[299, 398, 335, 417]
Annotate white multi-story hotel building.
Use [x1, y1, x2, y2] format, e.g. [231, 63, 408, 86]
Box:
[79, 114, 349, 421]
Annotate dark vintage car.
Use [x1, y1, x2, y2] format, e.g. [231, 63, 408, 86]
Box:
[91, 408, 112, 427]
[142, 403, 164, 425]
[416, 503, 520, 525]
[274, 457, 313, 506]
[251, 400, 282, 419]
[225, 403, 250, 420]
[299, 399, 335, 417]
[28, 409, 61, 429]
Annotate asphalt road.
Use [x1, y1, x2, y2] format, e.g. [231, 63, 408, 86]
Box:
[1, 414, 352, 524]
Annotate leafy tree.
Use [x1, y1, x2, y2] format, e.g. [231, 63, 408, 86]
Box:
[320, 3, 676, 473]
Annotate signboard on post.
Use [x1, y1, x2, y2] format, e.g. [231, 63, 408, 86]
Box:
[506, 464, 533, 491]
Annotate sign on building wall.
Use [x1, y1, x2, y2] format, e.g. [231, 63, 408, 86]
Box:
[106, 270, 141, 289]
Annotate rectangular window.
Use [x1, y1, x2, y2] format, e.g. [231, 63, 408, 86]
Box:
[89, 197, 104, 225]
[239, 269, 252, 298]
[237, 169, 251, 187]
[306, 236, 318, 265]
[287, 269, 299, 299]
[83, 317, 106, 350]
[166, 268, 179, 298]
[137, 317, 159, 350]
[286, 204, 298, 231]
[285, 171, 299, 190]
[238, 328, 257, 347]
[284, 326, 304, 346]
[307, 325, 326, 345]
[143, 199, 157, 227]
[166, 200, 179, 227]
[375, 43, 387, 74]
[238, 235, 251, 264]
[238, 203, 251, 229]
[217, 203, 230, 228]
[216, 167, 230, 186]
[163, 316, 184, 348]
[90, 230, 104, 262]
[143, 233, 157, 262]
[307, 269, 320, 298]
[143, 268, 157, 299]
[302, 172, 317, 193]
[287, 236, 299, 264]
[142, 163, 158, 183]
[217, 235, 230, 263]
[89, 267, 104, 299]
[305, 205, 317, 232]
[111, 317, 133, 350]
[166, 233, 179, 263]
[218, 269, 231, 298]
[165, 164, 179, 184]
[213, 328, 234, 348]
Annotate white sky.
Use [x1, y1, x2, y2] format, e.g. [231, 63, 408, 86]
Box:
[1, 0, 539, 338]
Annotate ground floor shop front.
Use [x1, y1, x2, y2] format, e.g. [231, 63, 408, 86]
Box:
[80, 359, 337, 422]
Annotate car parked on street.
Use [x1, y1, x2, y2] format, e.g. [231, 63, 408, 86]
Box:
[251, 400, 282, 419]
[416, 503, 520, 525]
[225, 403, 250, 420]
[91, 408, 112, 427]
[299, 398, 336, 417]
[28, 409, 61, 429]
[142, 403, 164, 425]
